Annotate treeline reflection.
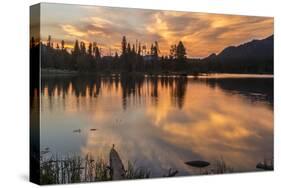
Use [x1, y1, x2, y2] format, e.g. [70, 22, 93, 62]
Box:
[41, 75, 273, 110]
[205, 78, 273, 105]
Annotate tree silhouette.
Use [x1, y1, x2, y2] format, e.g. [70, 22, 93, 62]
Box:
[61, 40, 64, 50]
[34, 34, 273, 74]
[153, 41, 159, 58]
[132, 44, 136, 54]
[176, 41, 186, 60]
[61, 40, 65, 50]
[92, 42, 100, 59]
[88, 43, 92, 56]
[73, 40, 80, 56]
[47, 35, 51, 47]
[121, 36, 127, 56]
[127, 43, 131, 53]
[138, 43, 141, 55]
[80, 42, 86, 54]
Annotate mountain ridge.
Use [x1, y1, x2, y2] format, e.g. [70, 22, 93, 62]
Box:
[199, 34, 273, 73]
[204, 35, 273, 61]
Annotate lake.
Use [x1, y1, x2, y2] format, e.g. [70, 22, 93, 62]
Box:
[40, 74, 273, 176]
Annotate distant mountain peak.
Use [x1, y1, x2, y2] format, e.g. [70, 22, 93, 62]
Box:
[216, 35, 273, 59]
[202, 34, 273, 73]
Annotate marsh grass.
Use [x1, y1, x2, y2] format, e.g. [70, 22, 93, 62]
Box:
[199, 157, 234, 175]
[126, 161, 151, 179]
[40, 154, 150, 185]
[256, 158, 274, 171]
[211, 157, 234, 174]
[40, 152, 239, 185]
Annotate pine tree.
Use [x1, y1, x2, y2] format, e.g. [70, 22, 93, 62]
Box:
[93, 42, 97, 53]
[176, 41, 186, 60]
[61, 40, 65, 50]
[132, 44, 136, 54]
[114, 52, 118, 58]
[73, 40, 80, 56]
[47, 35, 51, 47]
[95, 47, 101, 59]
[80, 42, 86, 54]
[127, 43, 131, 53]
[121, 36, 127, 55]
[154, 41, 159, 58]
[138, 43, 141, 55]
[150, 44, 154, 55]
[88, 43, 93, 56]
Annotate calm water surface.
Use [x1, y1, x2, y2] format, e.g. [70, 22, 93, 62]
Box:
[40, 74, 273, 176]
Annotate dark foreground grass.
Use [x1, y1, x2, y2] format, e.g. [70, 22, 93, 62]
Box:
[40, 153, 271, 185]
[40, 154, 151, 185]
[40, 155, 233, 184]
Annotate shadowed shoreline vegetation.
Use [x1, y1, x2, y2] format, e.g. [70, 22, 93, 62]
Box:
[39, 147, 235, 185]
[40, 147, 273, 185]
[40, 147, 152, 185]
[40, 150, 274, 185]
[40, 155, 152, 184]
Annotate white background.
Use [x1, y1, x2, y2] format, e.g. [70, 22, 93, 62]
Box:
[0, 0, 279, 187]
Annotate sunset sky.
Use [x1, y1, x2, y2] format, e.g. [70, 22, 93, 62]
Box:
[38, 3, 273, 58]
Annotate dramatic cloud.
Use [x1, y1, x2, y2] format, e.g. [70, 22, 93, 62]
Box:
[61, 24, 86, 37]
[40, 3, 273, 58]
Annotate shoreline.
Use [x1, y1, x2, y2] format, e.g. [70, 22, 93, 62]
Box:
[41, 68, 273, 78]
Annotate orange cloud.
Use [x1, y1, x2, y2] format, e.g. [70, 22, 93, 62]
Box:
[61, 24, 86, 37]
[40, 3, 273, 58]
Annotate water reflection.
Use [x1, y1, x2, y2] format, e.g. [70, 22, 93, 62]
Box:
[41, 75, 191, 110]
[40, 75, 273, 176]
[204, 78, 273, 105]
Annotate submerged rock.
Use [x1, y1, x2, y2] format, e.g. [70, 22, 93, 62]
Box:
[185, 160, 210, 168]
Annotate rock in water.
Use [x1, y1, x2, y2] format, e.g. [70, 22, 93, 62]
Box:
[109, 146, 126, 180]
[185, 160, 210, 168]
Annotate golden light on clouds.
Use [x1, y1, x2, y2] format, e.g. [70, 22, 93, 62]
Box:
[40, 3, 273, 58]
[88, 17, 113, 28]
[61, 24, 86, 37]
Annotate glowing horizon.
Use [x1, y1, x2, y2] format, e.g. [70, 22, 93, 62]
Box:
[38, 3, 273, 58]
